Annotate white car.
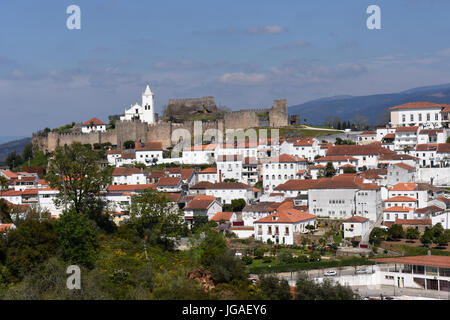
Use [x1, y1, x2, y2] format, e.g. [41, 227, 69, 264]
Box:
[323, 270, 337, 276]
[356, 268, 371, 274]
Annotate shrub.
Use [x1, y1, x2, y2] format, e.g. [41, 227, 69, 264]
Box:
[262, 256, 272, 264]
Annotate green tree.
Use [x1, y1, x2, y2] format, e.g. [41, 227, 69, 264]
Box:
[55, 208, 98, 268]
[405, 227, 420, 240]
[46, 142, 113, 214]
[420, 227, 433, 248]
[258, 274, 291, 300]
[230, 199, 246, 212]
[436, 232, 450, 246]
[0, 176, 9, 192]
[129, 188, 186, 251]
[6, 151, 23, 169]
[369, 227, 387, 246]
[22, 143, 34, 163]
[295, 273, 359, 300]
[0, 199, 13, 223]
[124, 140, 135, 149]
[324, 162, 336, 177]
[388, 224, 405, 240]
[431, 223, 444, 238]
[109, 119, 116, 129]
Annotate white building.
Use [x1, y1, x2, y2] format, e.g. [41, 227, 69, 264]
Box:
[197, 167, 218, 183]
[386, 163, 416, 186]
[394, 126, 419, 152]
[189, 181, 255, 204]
[81, 118, 106, 134]
[388, 182, 444, 209]
[216, 155, 243, 183]
[120, 84, 156, 124]
[183, 195, 223, 224]
[135, 142, 163, 165]
[156, 177, 183, 192]
[357, 131, 377, 145]
[254, 207, 316, 245]
[262, 154, 307, 193]
[112, 167, 147, 185]
[415, 143, 450, 167]
[182, 144, 217, 165]
[342, 216, 370, 239]
[389, 102, 450, 128]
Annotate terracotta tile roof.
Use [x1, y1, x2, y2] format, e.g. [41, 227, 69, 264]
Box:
[254, 208, 316, 224]
[190, 181, 252, 190]
[437, 143, 450, 153]
[378, 154, 418, 161]
[383, 206, 413, 212]
[419, 129, 443, 136]
[293, 137, 315, 146]
[414, 206, 443, 214]
[360, 131, 376, 135]
[395, 126, 419, 132]
[343, 216, 369, 223]
[0, 190, 23, 196]
[390, 102, 450, 111]
[243, 157, 258, 165]
[326, 142, 394, 156]
[163, 192, 182, 202]
[106, 150, 122, 155]
[0, 224, 14, 232]
[263, 154, 305, 163]
[394, 163, 415, 171]
[383, 133, 395, 139]
[297, 169, 305, 175]
[199, 167, 217, 174]
[135, 141, 163, 151]
[121, 150, 136, 159]
[243, 202, 277, 213]
[181, 169, 195, 180]
[184, 198, 216, 210]
[416, 144, 438, 151]
[106, 184, 156, 192]
[311, 174, 379, 190]
[437, 196, 450, 203]
[1, 199, 30, 212]
[157, 177, 182, 187]
[360, 168, 387, 179]
[210, 211, 235, 222]
[394, 219, 432, 225]
[0, 171, 18, 179]
[370, 255, 450, 268]
[389, 183, 416, 191]
[190, 181, 215, 189]
[274, 179, 320, 191]
[112, 167, 144, 176]
[316, 156, 358, 162]
[310, 164, 325, 169]
[82, 117, 105, 126]
[339, 164, 355, 168]
[415, 183, 443, 192]
[384, 196, 416, 202]
[22, 189, 38, 196]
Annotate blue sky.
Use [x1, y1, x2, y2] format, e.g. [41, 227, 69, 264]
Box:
[1, 0, 450, 136]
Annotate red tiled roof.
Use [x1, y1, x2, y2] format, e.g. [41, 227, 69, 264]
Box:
[360, 131, 376, 135]
[383, 133, 395, 139]
[419, 129, 443, 136]
[106, 184, 156, 192]
[326, 142, 394, 156]
[217, 155, 242, 162]
[293, 137, 315, 146]
[310, 164, 325, 169]
[383, 206, 413, 212]
[416, 144, 438, 151]
[255, 208, 316, 224]
[437, 144, 450, 153]
[394, 219, 432, 225]
[384, 196, 416, 202]
[185, 144, 218, 151]
[82, 117, 105, 126]
[184, 198, 216, 210]
[0, 190, 23, 196]
[135, 141, 163, 151]
[389, 183, 416, 191]
[343, 216, 369, 223]
[379, 154, 418, 161]
[316, 156, 358, 162]
[390, 102, 450, 110]
[157, 177, 182, 187]
[263, 154, 305, 163]
[311, 174, 379, 190]
[1, 171, 18, 179]
[112, 167, 143, 176]
[210, 211, 235, 222]
[394, 163, 415, 171]
[395, 126, 419, 132]
[181, 169, 195, 180]
[0, 224, 14, 232]
[437, 196, 450, 203]
[414, 206, 443, 214]
[200, 167, 217, 174]
[370, 255, 450, 268]
[274, 179, 320, 191]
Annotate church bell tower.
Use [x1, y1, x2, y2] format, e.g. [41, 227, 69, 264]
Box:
[141, 84, 155, 123]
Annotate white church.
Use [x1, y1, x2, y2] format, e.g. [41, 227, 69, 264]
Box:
[120, 85, 156, 124]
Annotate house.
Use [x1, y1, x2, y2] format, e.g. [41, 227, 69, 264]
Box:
[135, 142, 163, 165]
[241, 202, 277, 226]
[183, 195, 222, 226]
[389, 102, 450, 128]
[357, 131, 377, 145]
[254, 207, 316, 245]
[216, 155, 243, 183]
[156, 177, 183, 192]
[388, 182, 444, 209]
[112, 167, 147, 185]
[415, 143, 450, 167]
[242, 157, 259, 185]
[189, 181, 254, 204]
[394, 126, 419, 152]
[0, 223, 16, 234]
[315, 156, 358, 170]
[417, 129, 447, 144]
[384, 196, 417, 210]
[273, 179, 319, 206]
[210, 211, 237, 224]
[393, 219, 432, 233]
[342, 216, 370, 239]
[378, 153, 419, 168]
[198, 167, 218, 183]
[261, 154, 307, 192]
[386, 163, 416, 186]
[81, 117, 106, 134]
[308, 174, 382, 221]
[182, 144, 217, 165]
[38, 188, 62, 216]
[383, 206, 414, 223]
[325, 142, 395, 169]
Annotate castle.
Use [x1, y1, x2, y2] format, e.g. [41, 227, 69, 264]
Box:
[32, 86, 289, 153]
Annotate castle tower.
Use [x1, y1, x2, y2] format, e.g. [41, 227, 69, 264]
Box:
[141, 84, 155, 123]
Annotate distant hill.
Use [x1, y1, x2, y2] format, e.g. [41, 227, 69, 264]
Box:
[0, 137, 32, 162]
[289, 83, 450, 126]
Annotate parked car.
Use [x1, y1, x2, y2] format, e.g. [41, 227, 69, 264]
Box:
[356, 268, 371, 274]
[323, 270, 337, 276]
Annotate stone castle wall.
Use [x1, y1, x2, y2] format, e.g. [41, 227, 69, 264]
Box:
[33, 99, 289, 153]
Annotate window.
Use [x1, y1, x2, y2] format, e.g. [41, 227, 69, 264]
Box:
[427, 113, 430, 121]
[419, 114, 422, 121]
[435, 113, 439, 121]
[402, 115, 406, 122]
[410, 114, 414, 122]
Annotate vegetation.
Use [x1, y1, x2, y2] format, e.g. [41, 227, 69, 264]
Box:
[295, 273, 359, 300]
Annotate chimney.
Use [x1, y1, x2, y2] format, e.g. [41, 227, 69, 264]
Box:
[219, 170, 222, 183]
[427, 249, 431, 256]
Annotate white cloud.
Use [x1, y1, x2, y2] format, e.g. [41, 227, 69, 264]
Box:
[247, 25, 285, 35]
[220, 72, 267, 84]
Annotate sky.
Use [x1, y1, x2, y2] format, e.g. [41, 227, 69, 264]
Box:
[1, 0, 450, 136]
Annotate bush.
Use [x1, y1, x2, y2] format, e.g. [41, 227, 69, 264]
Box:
[262, 256, 272, 264]
[278, 252, 295, 264]
[296, 255, 309, 263]
[241, 256, 253, 265]
[254, 247, 266, 259]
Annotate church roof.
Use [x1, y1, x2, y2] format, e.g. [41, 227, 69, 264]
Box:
[82, 117, 105, 126]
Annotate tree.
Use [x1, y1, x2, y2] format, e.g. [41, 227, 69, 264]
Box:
[0, 199, 13, 223]
[447, 136, 450, 144]
[129, 188, 186, 251]
[306, 224, 315, 234]
[435, 232, 450, 246]
[258, 274, 291, 300]
[420, 227, 433, 248]
[46, 142, 113, 214]
[124, 141, 135, 149]
[0, 176, 9, 192]
[109, 119, 116, 129]
[6, 151, 23, 169]
[343, 167, 356, 174]
[431, 223, 444, 238]
[22, 143, 34, 163]
[405, 227, 420, 240]
[387, 224, 404, 240]
[230, 199, 246, 212]
[295, 273, 359, 300]
[369, 227, 387, 246]
[324, 162, 336, 177]
[55, 208, 98, 268]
